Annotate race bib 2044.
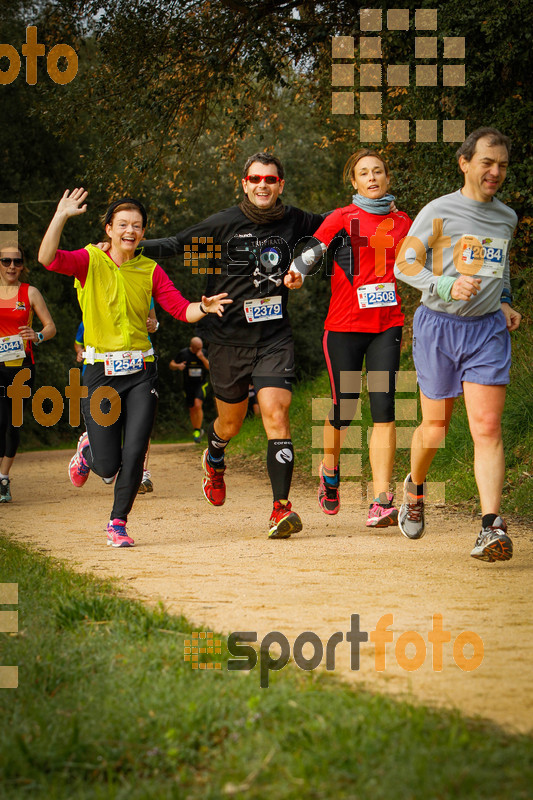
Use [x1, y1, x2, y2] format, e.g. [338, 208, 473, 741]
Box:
[0, 334, 25, 363]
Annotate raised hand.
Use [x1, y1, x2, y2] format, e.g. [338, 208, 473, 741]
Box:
[201, 293, 233, 317]
[56, 188, 88, 218]
[284, 269, 303, 290]
[39, 188, 88, 266]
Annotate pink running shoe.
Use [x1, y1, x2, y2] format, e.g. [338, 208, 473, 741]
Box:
[68, 432, 91, 487]
[318, 462, 340, 515]
[106, 519, 135, 548]
[366, 492, 399, 528]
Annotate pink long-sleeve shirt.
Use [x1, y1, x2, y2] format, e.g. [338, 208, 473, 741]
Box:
[46, 248, 190, 321]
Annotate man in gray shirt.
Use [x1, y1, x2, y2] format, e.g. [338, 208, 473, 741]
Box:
[394, 127, 521, 562]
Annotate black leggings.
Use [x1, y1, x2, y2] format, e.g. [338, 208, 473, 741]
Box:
[81, 362, 158, 521]
[0, 363, 35, 459]
[322, 328, 402, 429]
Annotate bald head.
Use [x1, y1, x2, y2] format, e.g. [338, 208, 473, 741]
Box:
[190, 337, 203, 353]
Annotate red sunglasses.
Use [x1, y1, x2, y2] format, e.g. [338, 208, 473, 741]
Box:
[244, 174, 282, 185]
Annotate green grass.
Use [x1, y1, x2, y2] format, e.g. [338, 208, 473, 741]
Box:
[1, 536, 532, 799]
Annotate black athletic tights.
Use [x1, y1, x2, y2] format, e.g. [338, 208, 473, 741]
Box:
[0, 364, 35, 459]
[322, 328, 402, 429]
[81, 362, 158, 521]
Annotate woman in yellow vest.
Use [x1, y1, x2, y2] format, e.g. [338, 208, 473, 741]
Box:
[39, 188, 230, 548]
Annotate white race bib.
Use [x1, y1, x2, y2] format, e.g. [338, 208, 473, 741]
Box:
[104, 351, 144, 376]
[460, 236, 508, 278]
[188, 367, 202, 378]
[0, 334, 25, 363]
[357, 283, 397, 309]
[244, 295, 283, 323]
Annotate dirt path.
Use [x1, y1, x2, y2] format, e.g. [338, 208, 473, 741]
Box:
[4, 445, 533, 734]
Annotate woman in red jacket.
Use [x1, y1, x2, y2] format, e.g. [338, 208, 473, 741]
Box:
[286, 150, 411, 527]
[0, 243, 56, 502]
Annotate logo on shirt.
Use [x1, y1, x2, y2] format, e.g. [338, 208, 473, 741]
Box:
[275, 448, 293, 464]
[260, 247, 281, 269]
[14, 302, 26, 311]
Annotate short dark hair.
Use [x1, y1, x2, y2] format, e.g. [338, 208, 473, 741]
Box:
[101, 198, 148, 228]
[456, 127, 511, 162]
[242, 152, 284, 180]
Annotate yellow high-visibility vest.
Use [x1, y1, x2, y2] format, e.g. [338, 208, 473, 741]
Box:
[75, 244, 156, 359]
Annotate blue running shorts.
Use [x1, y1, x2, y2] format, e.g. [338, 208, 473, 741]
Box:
[412, 305, 511, 400]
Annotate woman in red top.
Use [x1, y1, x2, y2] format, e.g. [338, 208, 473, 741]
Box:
[287, 150, 411, 526]
[0, 244, 56, 502]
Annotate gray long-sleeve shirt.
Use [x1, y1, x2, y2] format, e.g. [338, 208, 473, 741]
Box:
[394, 190, 517, 316]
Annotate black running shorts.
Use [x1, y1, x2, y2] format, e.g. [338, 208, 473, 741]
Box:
[207, 337, 295, 404]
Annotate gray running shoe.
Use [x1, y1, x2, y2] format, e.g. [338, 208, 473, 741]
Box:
[398, 474, 426, 539]
[0, 477, 12, 503]
[137, 471, 153, 494]
[470, 517, 513, 562]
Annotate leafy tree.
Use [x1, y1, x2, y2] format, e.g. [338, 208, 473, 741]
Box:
[1, 0, 531, 443]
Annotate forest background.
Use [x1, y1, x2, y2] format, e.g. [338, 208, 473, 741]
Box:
[1, 0, 532, 511]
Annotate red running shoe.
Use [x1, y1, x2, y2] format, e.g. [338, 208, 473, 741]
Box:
[68, 432, 91, 487]
[269, 500, 302, 539]
[202, 449, 226, 506]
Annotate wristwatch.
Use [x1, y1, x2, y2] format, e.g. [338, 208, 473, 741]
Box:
[35, 332, 44, 344]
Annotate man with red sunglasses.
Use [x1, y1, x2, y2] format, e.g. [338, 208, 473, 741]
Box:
[142, 152, 325, 538]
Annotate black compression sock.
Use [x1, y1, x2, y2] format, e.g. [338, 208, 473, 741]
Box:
[482, 513, 498, 529]
[207, 420, 229, 465]
[267, 439, 294, 502]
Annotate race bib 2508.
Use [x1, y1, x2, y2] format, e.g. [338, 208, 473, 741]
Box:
[357, 283, 397, 309]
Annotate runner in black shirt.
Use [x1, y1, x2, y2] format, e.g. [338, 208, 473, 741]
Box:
[143, 153, 324, 538]
[169, 336, 209, 443]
